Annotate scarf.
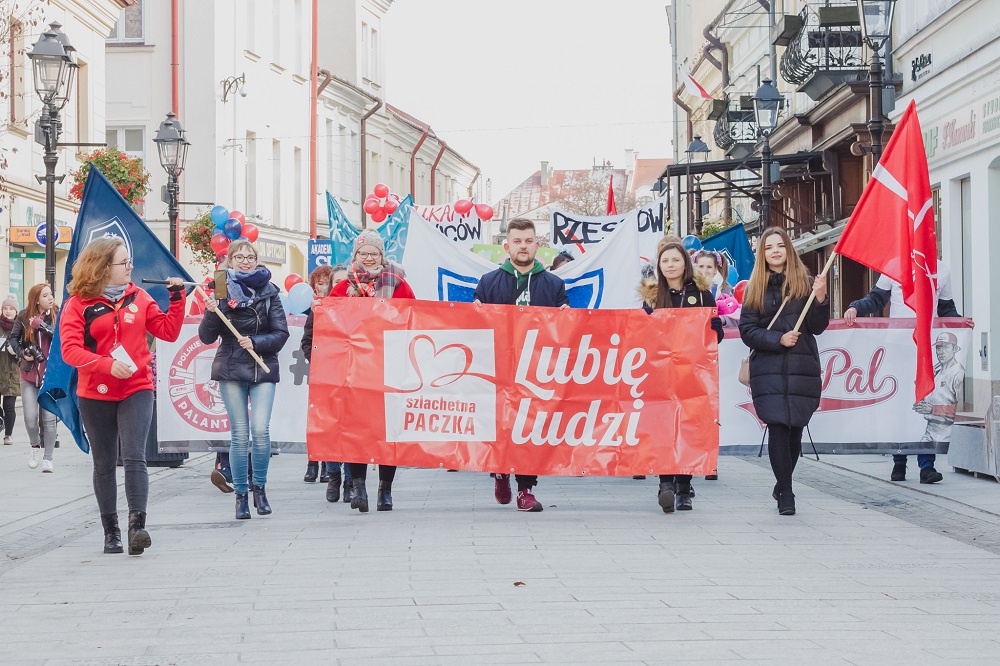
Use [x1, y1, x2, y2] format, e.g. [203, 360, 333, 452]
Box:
[0, 316, 12, 334]
[347, 261, 405, 298]
[103, 283, 128, 303]
[226, 267, 272, 307]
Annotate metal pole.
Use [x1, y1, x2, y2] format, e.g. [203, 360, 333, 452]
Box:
[42, 105, 60, 295]
[167, 173, 179, 257]
[868, 48, 885, 163]
[694, 180, 703, 235]
[761, 132, 772, 229]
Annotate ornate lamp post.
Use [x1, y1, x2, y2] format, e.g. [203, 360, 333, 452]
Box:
[154, 112, 190, 257]
[685, 135, 710, 234]
[753, 78, 783, 229]
[857, 0, 897, 162]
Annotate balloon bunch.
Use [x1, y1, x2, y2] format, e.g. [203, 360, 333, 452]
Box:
[279, 273, 314, 316]
[209, 206, 260, 264]
[362, 183, 401, 223]
[453, 199, 494, 221]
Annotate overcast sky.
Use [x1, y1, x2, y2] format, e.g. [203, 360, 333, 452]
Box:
[382, 0, 674, 202]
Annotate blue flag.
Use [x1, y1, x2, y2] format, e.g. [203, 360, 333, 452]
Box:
[378, 195, 412, 264]
[702, 223, 755, 286]
[327, 192, 360, 266]
[39, 167, 194, 453]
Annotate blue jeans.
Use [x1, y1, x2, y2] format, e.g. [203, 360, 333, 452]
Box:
[893, 454, 936, 469]
[325, 462, 351, 481]
[219, 381, 277, 495]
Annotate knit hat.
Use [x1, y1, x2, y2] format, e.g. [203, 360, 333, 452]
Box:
[354, 229, 385, 257]
[1, 294, 18, 311]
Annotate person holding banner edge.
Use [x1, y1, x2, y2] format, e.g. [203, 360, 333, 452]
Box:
[200, 239, 289, 520]
[640, 241, 723, 512]
[739, 227, 829, 516]
[473, 218, 570, 512]
[60, 237, 187, 555]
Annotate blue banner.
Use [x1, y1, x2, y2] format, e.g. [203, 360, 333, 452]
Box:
[701, 223, 755, 285]
[39, 167, 194, 453]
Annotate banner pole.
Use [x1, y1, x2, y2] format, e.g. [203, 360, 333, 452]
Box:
[792, 251, 838, 332]
[194, 285, 270, 371]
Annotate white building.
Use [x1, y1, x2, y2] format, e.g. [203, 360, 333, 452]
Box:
[1, 0, 129, 302]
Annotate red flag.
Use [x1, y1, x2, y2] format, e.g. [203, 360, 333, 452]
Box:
[834, 100, 937, 402]
[606, 175, 617, 215]
[679, 66, 713, 100]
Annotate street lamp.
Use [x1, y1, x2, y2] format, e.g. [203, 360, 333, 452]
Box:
[857, 0, 896, 162]
[27, 25, 74, 294]
[154, 111, 190, 257]
[753, 78, 783, 229]
[685, 135, 710, 234]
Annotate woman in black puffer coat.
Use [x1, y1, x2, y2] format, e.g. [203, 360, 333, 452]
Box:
[200, 240, 289, 520]
[739, 227, 829, 516]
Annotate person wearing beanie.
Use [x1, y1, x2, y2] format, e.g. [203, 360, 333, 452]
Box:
[10, 284, 58, 470]
[0, 294, 21, 446]
[330, 230, 415, 512]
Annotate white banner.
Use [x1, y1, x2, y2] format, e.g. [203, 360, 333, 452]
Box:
[550, 196, 667, 256]
[414, 203, 487, 250]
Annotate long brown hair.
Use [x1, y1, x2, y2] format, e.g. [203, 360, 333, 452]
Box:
[67, 237, 127, 299]
[654, 242, 695, 309]
[743, 227, 811, 311]
[22, 283, 59, 345]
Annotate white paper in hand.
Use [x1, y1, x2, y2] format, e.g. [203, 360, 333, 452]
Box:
[109, 343, 138, 374]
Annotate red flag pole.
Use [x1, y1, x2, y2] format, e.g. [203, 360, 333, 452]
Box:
[792, 251, 838, 332]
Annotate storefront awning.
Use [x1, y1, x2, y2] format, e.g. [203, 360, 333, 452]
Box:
[792, 218, 848, 254]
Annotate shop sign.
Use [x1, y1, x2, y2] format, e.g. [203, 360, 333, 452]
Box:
[9, 226, 74, 245]
[911, 52, 932, 83]
[256, 238, 287, 264]
[924, 90, 1000, 163]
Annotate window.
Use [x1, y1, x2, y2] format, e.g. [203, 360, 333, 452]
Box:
[247, 131, 257, 215]
[74, 58, 90, 145]
[273, 0, 282, 64]
[294, 147, 303, 231]
[272, 140, 281, 224]
[108, 0, 144, 43]
[105, 127, 145, 160]
[246, 0, 256, 52]
[325, 119, 334, 193]
[370, 28, 379, 84]
[931, 186, 942, 258]
[361, 22, 369, 79]
[7, 18, 26, 125]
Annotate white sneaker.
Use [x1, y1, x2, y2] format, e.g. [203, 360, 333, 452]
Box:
[28, 448, 39, 469]
[42, 459, 54, 473]
[3, 436, 12, 446]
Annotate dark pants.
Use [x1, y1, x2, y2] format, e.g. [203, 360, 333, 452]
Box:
[80, 391, 154, 515]
[767, 424, 803, 494]
[893, 454, 936, 469]
[514, 475, 537, 490]
[348, 463, 396, 487]
[658, 474, 692, 490]
[1, 395, 15, 436]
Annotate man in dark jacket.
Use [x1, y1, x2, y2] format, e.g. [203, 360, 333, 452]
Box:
[473, 218, 569, 513]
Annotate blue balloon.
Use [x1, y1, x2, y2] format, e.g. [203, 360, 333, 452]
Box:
[223, 218, 243, 241]
[210, 205, 230, 225]
[278, 293, 289, 313]
[287, 282, 314, 315]
[682, 235, 702, 252]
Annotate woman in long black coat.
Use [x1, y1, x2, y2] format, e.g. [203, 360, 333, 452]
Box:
[739, 227, 829, 516]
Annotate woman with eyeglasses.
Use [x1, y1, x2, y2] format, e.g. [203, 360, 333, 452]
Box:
[60, 237, 186, 555]
[200, 239, 289, 520]
[330, 229, 414, 512]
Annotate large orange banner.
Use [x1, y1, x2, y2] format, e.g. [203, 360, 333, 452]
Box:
[306, 299, 720, 476]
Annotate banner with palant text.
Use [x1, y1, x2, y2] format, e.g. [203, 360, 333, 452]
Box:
[306, 299, 721, 476]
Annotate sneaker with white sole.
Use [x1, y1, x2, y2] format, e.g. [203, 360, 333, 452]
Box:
[42, 459, 54, 473]
[28, 448, 39, 469]
[3, 436, 12, 446]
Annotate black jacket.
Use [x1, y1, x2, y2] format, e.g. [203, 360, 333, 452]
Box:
[301, 309, 315, 362]
[198, 282, 289, 383]
[739, 272, 830, 428]
[639, 277, 724, 343]
[473, 265, 569, 307]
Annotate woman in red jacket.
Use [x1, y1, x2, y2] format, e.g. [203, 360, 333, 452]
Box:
[330, 229, 414, 511]
[60, 237, 186, 555]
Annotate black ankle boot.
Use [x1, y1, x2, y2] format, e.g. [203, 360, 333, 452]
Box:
[303, 461, 319, 483]
[675, 482, 693, 511]
[101, 513, 123, 554]
[891, 462, 906, 481]
[351, 479, 369, 512]
[252, 485, 272, 515]
[320, 465, 330, 483]
[127, 511, 151, 556]
[235, 493, 251, 519]
[326, 472, 342, 503]
[377, 482, 393, 511]
[778, 491, 796, 516]
[657, 482, 675, 513]
[342, 477, 353, 503]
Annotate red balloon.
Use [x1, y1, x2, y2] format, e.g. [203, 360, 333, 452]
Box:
[215, 251, 227, 265]
[733, 280, 749, 304]
[363, 199, 380, 214]
[384, 199, 398, 214]
[284, 274, 304, 292]
[370, 208, 388, 223]
[475, 203, 494, 220]
[389, 193, 401, 202]
[373, 183, 389, 199]
[454, 199, 473, 215]
[210, 233, 230, 254]
[229, 211, 246, 225]
[242, 223, 259, 242]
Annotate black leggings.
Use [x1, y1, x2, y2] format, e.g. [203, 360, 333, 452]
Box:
[1, 395, 15, 436]
[767, 424, 803, 494]
[658, 474, 692, 490]
[347, 463, 396, 487]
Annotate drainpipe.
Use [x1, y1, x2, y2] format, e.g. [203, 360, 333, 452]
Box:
[430, 140, 447, 205]
[703, 25, 730, 87]
[409, 126, 430, 199]
[359, 98, 383, 228]
[673, 87, 693, 144]
[468, 167, 481, 198]
[309, 0, 319, 238]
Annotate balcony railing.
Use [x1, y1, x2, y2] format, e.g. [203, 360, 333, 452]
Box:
[779, 2, 868, 100]
[713, 95, 757, 156]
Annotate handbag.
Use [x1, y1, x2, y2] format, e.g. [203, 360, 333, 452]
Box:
[739, 297, 790, 387]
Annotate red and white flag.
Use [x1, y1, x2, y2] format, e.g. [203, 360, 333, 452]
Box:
[606, 175, 617, 215]
[834, 100, 938, 402]
[679, 66, 712, 100]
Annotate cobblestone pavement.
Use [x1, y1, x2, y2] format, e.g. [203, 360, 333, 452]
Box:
[2, 432, 1000, 665]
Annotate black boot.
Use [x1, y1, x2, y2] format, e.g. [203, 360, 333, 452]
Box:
[377, 481, 393, 511]
[101, 513, 123, 554]
[252, 485, 272, 515]
[303, 461, 319, 483]
[127, 511, 151, 556]
[778, 491, 796, 516]
[675, 482, 693, 511]
[891, 462, 906, 481]
[342, 477, 353, 503]
[235, 493, 251, 520]
[920, 467, 943, 484]
[657, 482, 675, 513]
[351, 479, 369, 513]
[326, 472, 342, 503]
[320, 465, 330, 484]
